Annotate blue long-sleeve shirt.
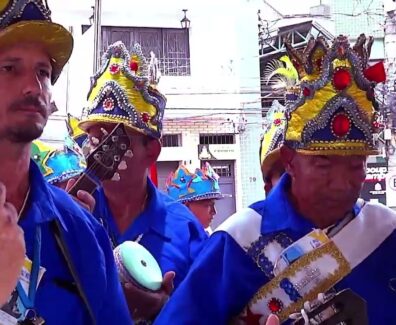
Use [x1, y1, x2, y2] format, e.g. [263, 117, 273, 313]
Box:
[155, 173, 396, 324]
[4, 161, 133, 325]
[93, 179, 208, 289]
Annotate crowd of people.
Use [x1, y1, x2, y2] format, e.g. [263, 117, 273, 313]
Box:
[0, 1, 395, 324]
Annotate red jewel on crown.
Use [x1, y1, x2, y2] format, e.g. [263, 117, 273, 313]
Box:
[332, 113, 351, 137]
[141, 112, 150, 123]
[130, 60, 139, 72]
[267, 298, 283, 314]
[273, 118, 282, 127]
[109, 63, 120, 75]
[103, 98, 115, 111]
[333, 68, 351, 91]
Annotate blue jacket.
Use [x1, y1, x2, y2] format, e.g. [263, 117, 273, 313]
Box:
[155, 173, 396, 324]
[93, 179, 208, 289]
[12, 161, 132, 325]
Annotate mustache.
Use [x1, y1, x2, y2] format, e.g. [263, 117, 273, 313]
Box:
[9, 96, 47, 116]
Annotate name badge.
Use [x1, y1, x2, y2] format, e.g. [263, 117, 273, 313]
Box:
[273, 229, 330, 276]
[0, 256, 46, 325]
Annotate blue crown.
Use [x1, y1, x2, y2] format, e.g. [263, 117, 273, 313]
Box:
[31, 136, 86, 184]
[166, 163, 223, 203]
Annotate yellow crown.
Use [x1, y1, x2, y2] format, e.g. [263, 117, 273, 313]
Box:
[283, 34, 385, 155]
[260, 100, 287, 176]
[79, 41, 166, 138]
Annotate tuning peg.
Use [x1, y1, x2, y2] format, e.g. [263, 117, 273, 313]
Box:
[125, 149, 133, 158]
[118, 160, 128, 170]
[91, 137, 100, 145]
[111, 172, 121, 181]
[101, 128, 109, 136]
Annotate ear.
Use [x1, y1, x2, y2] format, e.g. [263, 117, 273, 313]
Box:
[146, 138, 161, 165]
[280, 145, 296, 177]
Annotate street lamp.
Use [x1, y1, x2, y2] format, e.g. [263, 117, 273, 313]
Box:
[180, 9, 190, 29]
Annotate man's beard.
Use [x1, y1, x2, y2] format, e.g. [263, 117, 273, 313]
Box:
[4, 95, 49, 143]
[6, 123, 45, 143]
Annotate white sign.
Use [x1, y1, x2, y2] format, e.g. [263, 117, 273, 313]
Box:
[389, 175, 396, 191]
[198, 144, 237, 160]
[386, 174, 396, 207]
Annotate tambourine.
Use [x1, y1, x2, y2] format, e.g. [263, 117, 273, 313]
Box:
[114, 241, 163, 292]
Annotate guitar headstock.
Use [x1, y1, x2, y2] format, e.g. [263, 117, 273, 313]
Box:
[292, 289, 368, 325]
[86, 123, 130, 181]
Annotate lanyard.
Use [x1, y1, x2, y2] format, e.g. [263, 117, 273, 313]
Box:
[16, 225, 42, 309]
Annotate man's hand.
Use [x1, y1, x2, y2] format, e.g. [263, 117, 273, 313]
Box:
[65, 179, 96, 212]
[0, 182, 25, 305]
[123, 271, 175, 321]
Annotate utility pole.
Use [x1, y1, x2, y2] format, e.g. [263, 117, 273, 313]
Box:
[93, 0, 102, 73]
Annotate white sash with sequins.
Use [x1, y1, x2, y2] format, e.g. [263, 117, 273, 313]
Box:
[216, 202, 396, 324]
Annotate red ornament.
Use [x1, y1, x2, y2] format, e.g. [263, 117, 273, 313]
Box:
[303, 87, 311, 97]
[109, 63, 120, 74]
[273, 118, 282, 127]
[130, 60, 139, 72]
[267, 298, 283, 314]
[333, 69, 351, 91]
[103, 98, 114, 111]
[141, 112, 150, 123]
[364, 61, 386, 83]
[332, 113, 351, 137]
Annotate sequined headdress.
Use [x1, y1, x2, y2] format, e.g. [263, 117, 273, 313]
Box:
[260, 100, 287, 176]
[283, 34, 386, 155]
[31, 137, 86, 184]
[0, 0, 73, 84]
[67, 113, 87, 148]
[79, 41, 167, 139]
[166, 163, 223, 203]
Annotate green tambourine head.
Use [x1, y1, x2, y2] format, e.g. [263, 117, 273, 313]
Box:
[114, 241, 163, 292]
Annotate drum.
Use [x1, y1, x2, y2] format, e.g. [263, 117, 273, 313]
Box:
[114, 241, 163, 292]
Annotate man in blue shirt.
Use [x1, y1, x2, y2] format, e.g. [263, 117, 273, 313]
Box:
[156, 35, 395, 324]
[0, 1, 131, 324]
[76, 41, 207, 322]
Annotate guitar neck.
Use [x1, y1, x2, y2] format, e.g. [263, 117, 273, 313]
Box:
[67, 173, 99, 196]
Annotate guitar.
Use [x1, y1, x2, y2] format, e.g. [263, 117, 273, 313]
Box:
[291, 289, 368, 325]
[67, 123, 130, 196]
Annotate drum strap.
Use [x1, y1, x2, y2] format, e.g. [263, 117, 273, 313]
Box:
[51, 220, 97, 325]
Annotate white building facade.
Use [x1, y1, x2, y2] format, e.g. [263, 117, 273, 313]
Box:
[44, 0, 266, 226]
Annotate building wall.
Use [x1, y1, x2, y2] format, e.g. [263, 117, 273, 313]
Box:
[160, 114, 265, 211]
[44, 0, 265, 212]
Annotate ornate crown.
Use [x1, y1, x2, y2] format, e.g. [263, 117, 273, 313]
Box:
[283, 34, 386, 155]
[31, 136, 86, 184]
[67, 113, 87, 148]
[79, 41, 167, 139]
[260, 100, 287, 176]
[166, 163, 223, 203]
[0, 0, 73, 84]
